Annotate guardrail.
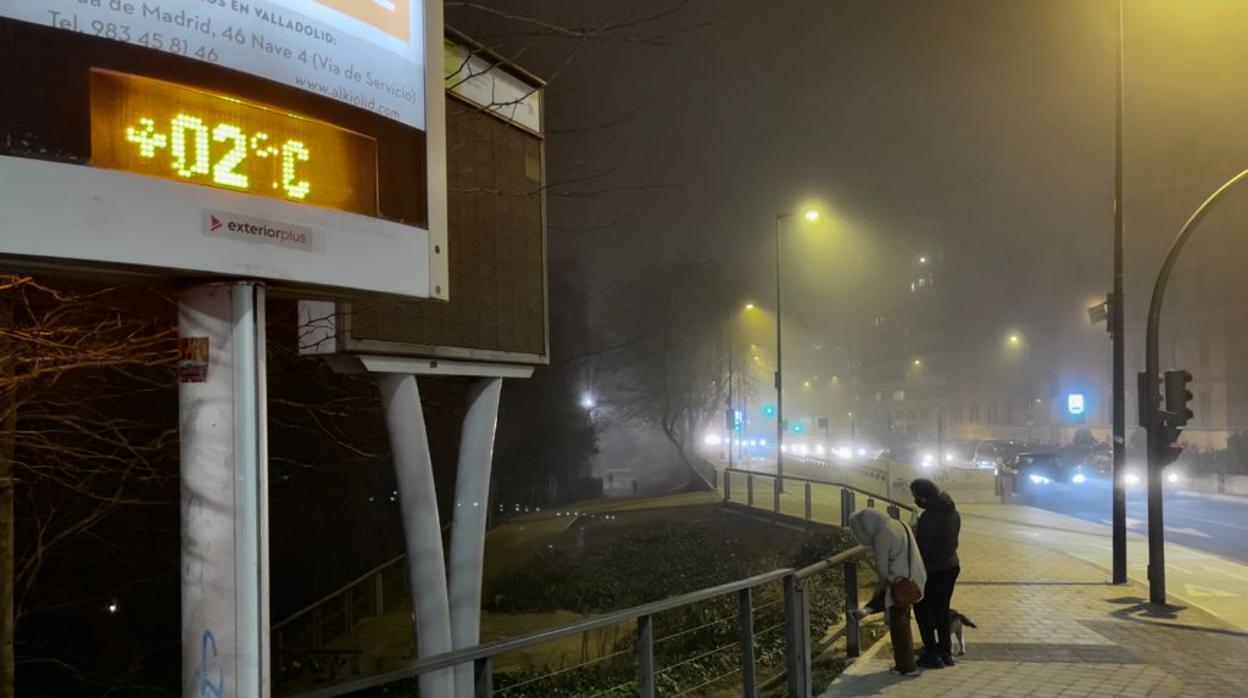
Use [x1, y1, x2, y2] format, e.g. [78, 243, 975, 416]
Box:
[789, 456, 890, 487]
[288, 485, 903, 698]
[274, 554, 409, 686]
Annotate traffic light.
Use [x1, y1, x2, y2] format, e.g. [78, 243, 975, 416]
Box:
[1159, 369, 1194, 466]
[1164, 369, 1194, 426]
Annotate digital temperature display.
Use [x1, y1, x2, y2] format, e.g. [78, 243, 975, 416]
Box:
[90, 70, 378, 216]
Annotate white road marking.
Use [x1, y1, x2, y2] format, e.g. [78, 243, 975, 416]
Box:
[1167, 512, 1248, 532]
[1165, 526, 1212, 539]
[1182, 583, 1239, 598]
[1202, 565, 1248, 583]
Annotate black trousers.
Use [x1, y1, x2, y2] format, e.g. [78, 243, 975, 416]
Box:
[915, 566, 960, 656]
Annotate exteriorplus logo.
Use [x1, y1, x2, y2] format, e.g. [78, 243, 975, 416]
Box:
[227, 220, 308, 245]
[203, 211, 319, 252]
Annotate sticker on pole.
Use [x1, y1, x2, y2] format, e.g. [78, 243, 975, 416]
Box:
[204, 211, 319, 252]
[179, 337, 210, 383]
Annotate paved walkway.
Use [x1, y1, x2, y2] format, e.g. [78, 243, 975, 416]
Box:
[719, 461, 1248, 627]
[820, 503, 1248, 698]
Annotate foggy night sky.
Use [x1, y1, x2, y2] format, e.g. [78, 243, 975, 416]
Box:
[448, 0, 1248, 388]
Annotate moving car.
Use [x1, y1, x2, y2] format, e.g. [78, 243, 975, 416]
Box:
[1000, 452, 1070, 492]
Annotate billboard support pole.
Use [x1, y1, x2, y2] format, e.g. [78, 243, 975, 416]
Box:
[450, 377, 504, 696]
[179, 282, 269, 698]
[372, 362, 528, 697]
[377, 373, 457, 697]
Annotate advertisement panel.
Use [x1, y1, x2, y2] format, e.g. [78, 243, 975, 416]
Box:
[0, 0, 426, 128]
[0, 0, 447, 300]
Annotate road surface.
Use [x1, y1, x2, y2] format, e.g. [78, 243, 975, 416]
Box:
[1017, 478, 1248, 565]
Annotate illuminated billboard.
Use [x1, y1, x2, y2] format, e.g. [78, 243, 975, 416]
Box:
[91, 71, 379, 215]
[0, 0, 447, 299]
[0, 0, 426, 128]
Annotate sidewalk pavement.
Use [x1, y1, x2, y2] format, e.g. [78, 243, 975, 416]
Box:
[718, 460, 1248, 629]
[820, 503, 1248, 698]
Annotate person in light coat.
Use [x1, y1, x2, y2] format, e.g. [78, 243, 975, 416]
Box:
[848, 508, 927, 676]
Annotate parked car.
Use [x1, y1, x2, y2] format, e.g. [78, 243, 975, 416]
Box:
[971, 441, 1003, 471]
[875, 446, 916, 467]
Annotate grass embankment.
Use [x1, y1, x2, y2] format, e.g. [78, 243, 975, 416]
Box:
[480, 502, 858, 697]
[289, 492, 870, 697]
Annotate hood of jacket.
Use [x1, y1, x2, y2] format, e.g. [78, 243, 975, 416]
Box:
[849, 508, 889, 545]
[848, 509, 927, 607]
[922, 491, 957, 513]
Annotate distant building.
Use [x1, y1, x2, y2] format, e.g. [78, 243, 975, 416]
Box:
[851, 245, 1109, 448]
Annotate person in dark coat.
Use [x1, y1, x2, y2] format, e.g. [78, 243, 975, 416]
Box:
[910, 478, 961, 668]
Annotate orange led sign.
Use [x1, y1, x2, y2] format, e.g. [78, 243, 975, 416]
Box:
[91, 71, 378, 216]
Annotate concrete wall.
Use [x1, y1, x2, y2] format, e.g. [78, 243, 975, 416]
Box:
[1182, 473, 1248, 497]
[881, 462, 1000, 504]
[1177, 428, 1232, 451]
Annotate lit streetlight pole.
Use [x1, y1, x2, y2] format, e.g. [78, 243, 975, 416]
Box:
[774, 209, 819, 493]
[1110, 0, 1129, 586]
[728, 303, 759, 472]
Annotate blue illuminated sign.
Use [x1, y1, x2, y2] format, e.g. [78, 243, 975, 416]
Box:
[1067, 393, 1086, 416]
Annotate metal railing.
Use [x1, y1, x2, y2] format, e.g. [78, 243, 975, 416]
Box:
[722, 467, 915, 523]
[274, 554, 409, 685]
[289, 481, 905, 698]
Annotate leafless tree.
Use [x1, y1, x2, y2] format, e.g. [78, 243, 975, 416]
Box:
[0, 276, 178, 695]
[607, 257, 741, 490]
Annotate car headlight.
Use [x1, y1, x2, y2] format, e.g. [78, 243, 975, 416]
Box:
[1029, 474, 1052, 485]
[1167, 472, 1181, 484]
[1124, 473, 1140, 486]
[1072, 473, 1087, 485]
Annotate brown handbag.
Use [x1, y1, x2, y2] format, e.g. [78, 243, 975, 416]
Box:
[890, 523, 923, 606]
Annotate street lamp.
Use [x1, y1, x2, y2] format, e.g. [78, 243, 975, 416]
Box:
[726, 302, 759, 472]
[1142, 166, 1248, 605]
[774, 207, 820, 492]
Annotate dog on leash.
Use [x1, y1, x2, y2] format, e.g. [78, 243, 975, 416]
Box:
[949, 609, 977, 656]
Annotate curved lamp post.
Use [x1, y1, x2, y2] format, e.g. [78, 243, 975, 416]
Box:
[1143, 168, 1248, 605]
